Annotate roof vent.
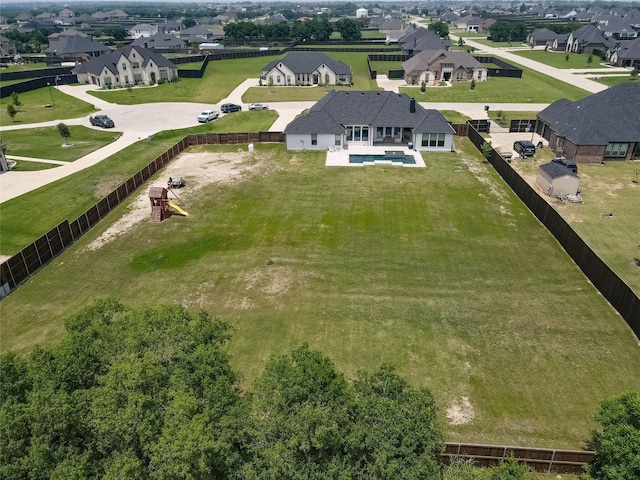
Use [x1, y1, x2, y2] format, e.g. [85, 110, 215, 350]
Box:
[361, 92, 365, 95]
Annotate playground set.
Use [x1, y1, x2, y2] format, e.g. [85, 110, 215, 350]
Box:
[148, 178, 189, 222]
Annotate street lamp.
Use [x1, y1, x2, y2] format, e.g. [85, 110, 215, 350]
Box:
[47, 82, 55, 107]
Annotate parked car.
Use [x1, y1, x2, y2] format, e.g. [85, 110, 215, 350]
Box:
[167, 176, 186, 188]
[513, 140, 536, 157]
[249, 103, 269, 110]
[90, 114, 114, 128]
[221, 103, 242, 113]
[551, 157, 578, 174]
[197, 110, 219, 123]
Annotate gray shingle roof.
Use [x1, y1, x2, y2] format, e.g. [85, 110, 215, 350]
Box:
[537, 83, 640, 145]
[402, 49, 484, 73]
[263, 52, 351, 75]
[72, 45, 176, 77]
[131, 33, 186, 49]
[540, 162, 578, 178]
[45, 35, 109, 55]
[285, 91, 455, 135]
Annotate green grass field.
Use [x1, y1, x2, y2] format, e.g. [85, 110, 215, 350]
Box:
[0, 87, 96, 124]
[0, 112, 278, 256]
[596, 76, 637, 86]
[511, 159, 640, 295]
[0, 126, 119, 161]
[0, 62, 47, 72]
[400, 60, 590, 103]
[5, 160, 60, 171]
[1, 140, 639, 449]
[512, 50, 606, 69]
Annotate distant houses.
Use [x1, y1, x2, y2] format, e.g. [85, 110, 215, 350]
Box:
[402, 50, 487, 85]
[262, 52, 352, 86]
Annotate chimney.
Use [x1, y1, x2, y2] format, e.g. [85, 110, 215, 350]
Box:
[410, 98, 416, 113]
[144, 42, 148, 49]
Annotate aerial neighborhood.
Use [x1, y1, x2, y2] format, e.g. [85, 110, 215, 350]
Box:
[1, 1, 639, 478]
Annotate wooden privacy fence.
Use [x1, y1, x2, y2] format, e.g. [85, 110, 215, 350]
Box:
[465, 125, 640, 336]
[441, 442, 594, 474]
[0, 133, 284, 299]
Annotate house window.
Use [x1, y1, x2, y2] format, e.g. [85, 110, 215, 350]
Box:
[270, 76, 273, 84]
[277, 75, 281, 83]
[385, 127, 392, 136]
[421, 133, 445, 147]
[346, 127, 353, 141]
[121, 63, 127, 70]
[132, 62, 140, 68]
[287, 75, 291, 85]
[335, 134, 341, 146]
[362, 127, 369, 142]
[104, 77, 112, 85]
[604, 142, 629, 158]
[160, 70, 169, 81]
[311, 134, 317, 146]
[124, 75, 129, 84]
[134, 73, 142, 83]
[393, 127, 400, 137]
[456, 71, 464, 81]
[377, 127, 384, 137]
[425, 74, 430, 83]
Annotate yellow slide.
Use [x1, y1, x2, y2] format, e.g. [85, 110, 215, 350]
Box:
[168, 201, 189, 217]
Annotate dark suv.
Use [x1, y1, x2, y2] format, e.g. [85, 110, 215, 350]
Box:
[513, 140, 536, 157]
[551, 157, 578, 174]
[90, 114, 114, 128]
[221, 103, 241, 113]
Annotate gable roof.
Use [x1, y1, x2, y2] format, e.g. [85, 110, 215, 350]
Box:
[263, 52, 351, 75]
[529, 28, 559, 42]
[537, 83, 640, 144]
[45, 35, 109, 55]
[402, 49, 484, 73]
[285, 91, 455, 135]
[614, 37, 640, 58]
[72, 45, 176, 77]
[130, 33, 186, 49]
[539, 162, 578, 179]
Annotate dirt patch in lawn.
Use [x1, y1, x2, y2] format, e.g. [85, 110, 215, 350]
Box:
[86, 151, 257, 251]
[446, 396, 476, 425]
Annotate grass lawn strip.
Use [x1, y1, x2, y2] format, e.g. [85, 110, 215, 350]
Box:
[0, 87, 95, 124]
[511, 50, 606, 69]
[1, 140, 639, 450]
[0, 126, 119, 162]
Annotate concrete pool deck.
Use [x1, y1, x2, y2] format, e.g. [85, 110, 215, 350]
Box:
[325, 145, 426, 168]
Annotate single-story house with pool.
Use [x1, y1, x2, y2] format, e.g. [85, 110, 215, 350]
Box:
[284, 90, 455, 151]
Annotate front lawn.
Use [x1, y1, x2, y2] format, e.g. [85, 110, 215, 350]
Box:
[512, 50, 606, 69]
[0, 87, 95, 124]
[400, 60, 590, 103]
[0, 126, 119, 161]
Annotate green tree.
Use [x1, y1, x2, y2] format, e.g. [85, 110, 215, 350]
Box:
[348, 365, 443, 478]
[103, 26, 128, 41]
[0, 301, 246, 479]
[490, 456, 529, 479]
[587, 54, 594, 65]
[10, 91, 22, 109]
[429, 20, 449, 38]
[587, 392, 640, 480]
[335, 18, 362, 41]
[458, 37, 465, 47]
[57, 123, 71, 145]
[482, 140, 493, 160]
[242, 344, 353, 477]
[630, 68, 638, 80]
[6, 104, 17, 122]
[183, 17, 196, 29]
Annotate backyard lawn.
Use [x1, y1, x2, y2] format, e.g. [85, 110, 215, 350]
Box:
[510, 158, 640, 295]
[1, 140, 639, 450]
[0, 125, 119, 161]
[596, 76, 637, 86]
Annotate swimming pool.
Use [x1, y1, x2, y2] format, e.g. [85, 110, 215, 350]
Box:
[348, 151, 416, 165]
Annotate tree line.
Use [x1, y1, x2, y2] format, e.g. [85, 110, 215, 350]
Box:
[1, 301, 637, 479]
[224, 17, 363, 42]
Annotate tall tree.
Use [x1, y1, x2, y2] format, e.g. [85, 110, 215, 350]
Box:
[57, 123, 71, 145]
[587, 392, 640, 480]
[336, 18, 362, 41]
[429, 20, 449, 38]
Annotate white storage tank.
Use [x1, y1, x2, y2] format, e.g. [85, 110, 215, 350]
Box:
[356, 8, 368, 18]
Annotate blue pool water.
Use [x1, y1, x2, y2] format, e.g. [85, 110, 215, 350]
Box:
[349, 151, 416, 165]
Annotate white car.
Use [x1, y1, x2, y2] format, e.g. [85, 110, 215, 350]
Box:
[197, 110, 219, 123]
[249, 103, 269, 110]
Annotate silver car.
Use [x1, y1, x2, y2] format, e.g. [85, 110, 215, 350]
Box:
[249, 103, 269, 110]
